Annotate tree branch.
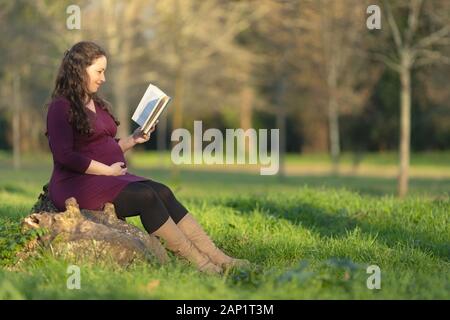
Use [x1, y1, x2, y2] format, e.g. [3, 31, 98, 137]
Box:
[415, 49, 450, 67]
[405, 0, 424, 46]
[415, 25, 450, 49]
[383, 0, 403, 52]
[374, 53, 402, 73]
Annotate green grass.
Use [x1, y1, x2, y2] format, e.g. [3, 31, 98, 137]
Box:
[0, 151, 449, 299]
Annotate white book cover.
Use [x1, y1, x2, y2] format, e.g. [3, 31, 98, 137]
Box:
[131, 84, 171, 134]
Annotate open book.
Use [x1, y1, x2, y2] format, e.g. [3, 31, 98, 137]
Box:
[131, 84, 171, 135]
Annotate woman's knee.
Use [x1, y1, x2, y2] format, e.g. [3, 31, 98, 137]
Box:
[113, 183, 159, 211]
[153, 183, 176, 203]
[131, 187, 169, 221]
[112, 182, 171, 228]
[139, 186, 163, 207]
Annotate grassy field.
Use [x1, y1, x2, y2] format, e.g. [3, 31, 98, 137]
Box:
[0, 151, 449, 299]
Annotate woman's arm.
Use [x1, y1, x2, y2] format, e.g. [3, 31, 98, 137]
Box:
[47, 100, 93, 173]
[115, 136, 137, 153]
[85, 160, 126, 176]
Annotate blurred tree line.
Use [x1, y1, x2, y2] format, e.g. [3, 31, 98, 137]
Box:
[0, 1, 449, 181]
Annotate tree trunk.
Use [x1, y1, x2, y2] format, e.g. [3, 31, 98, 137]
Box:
[171, 0, 185, 136]
[170, 64, 184, 180]
[275, 74, 286, 179]
[328, 95, 340, 175]
[22, 187, 169, 267]
[327, 63, 340, 175]
[112, 63, 131, 153]
[172, 65, 185, 133]
[157, 112, 168, 167]
[398, 53, 412, 198]
[12, 74, 21, 170]
[240, 86, 255, 157]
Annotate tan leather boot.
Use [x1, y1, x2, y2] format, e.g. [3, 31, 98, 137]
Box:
[177, 214, 251, 270]
[152, 217, 222, 275]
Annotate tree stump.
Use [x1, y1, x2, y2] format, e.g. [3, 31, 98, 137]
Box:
[21, 183, 169, 266]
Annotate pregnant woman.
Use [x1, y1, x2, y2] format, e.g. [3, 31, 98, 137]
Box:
[45, 41, 249, 274]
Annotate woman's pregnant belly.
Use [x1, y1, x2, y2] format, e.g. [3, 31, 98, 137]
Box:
[84, 137, 126, 166]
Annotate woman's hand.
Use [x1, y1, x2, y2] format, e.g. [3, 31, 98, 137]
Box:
[108, 162, 127, 176]
[132, 120, 158, 145]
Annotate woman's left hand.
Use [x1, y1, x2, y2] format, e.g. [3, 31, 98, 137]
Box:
[132, 120, 158, 144]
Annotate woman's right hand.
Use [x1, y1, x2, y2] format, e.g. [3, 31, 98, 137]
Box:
[109, 162, 127, 176]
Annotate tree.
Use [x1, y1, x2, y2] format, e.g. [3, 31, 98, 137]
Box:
[243, 0, 302, 178]
[377, 0, 450, 197]
[0, 0, 79, 167]
[297, 0, 379, 173]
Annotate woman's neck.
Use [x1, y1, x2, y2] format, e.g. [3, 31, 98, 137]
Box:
[84, 98, 96, 113]
[84, 97, 94, 107]
[83, 93, 94, 105]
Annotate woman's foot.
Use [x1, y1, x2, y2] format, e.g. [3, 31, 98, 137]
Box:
[221, 258, 252, 270]
[152, 217, 223, 275]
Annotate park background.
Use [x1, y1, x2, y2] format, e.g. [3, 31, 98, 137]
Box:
[0, 0, 448, 299]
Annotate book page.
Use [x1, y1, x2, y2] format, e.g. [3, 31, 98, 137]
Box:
[135, 98, 161, 127]
[132, 84, 166, 126]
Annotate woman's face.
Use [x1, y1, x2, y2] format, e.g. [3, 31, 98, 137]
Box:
[85, 55, 107, 94]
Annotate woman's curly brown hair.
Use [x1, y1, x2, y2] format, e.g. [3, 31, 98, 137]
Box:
[45, 41, 120, 137]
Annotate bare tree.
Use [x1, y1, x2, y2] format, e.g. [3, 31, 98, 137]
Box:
[0, 0, 79, 166]
[378, 0, 450, 197]
[246, 0, 303, 178]
[295, 0, 378, 172]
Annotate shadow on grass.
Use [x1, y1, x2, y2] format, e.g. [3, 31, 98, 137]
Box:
[0, 184, 29, 195]
[1, 165, 449, 199]
[215, 196, 450, 262]
[144, 168, 450, 198]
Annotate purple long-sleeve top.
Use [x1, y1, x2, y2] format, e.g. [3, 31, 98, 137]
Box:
[46, 96, 148, 211]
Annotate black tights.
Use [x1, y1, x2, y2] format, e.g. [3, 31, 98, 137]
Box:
[111, 180, 189, 234]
